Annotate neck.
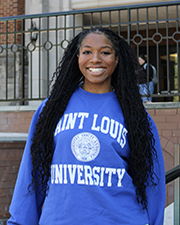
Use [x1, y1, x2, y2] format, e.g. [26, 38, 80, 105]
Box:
[81, 83, 113, 94]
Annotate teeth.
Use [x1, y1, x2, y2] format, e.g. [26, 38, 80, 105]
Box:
[89, 68, 104, 72]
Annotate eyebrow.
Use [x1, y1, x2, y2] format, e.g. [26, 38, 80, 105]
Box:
[82, 45, 113, 50]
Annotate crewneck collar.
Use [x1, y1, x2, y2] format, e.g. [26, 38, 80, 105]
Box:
[77, 85, 115, 99]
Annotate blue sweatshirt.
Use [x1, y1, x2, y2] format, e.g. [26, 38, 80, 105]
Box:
[7, 86, 165, 225]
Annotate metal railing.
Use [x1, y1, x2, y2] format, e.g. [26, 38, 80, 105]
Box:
[165, 144, 180, 225]
[166, 165, 180, 184]
[165, 165, 180, 225]
[0, 1, 180, 105]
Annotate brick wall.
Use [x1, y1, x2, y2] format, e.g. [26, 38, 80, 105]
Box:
[0, 0, 25, 17]
[0, 142, 25, 221]
[0, 0, 25, 45]
[0, 111, 34, 133]
[148, 108, 180, 170]
[0, 106, 179, 221]
[148, 107, 180, 207]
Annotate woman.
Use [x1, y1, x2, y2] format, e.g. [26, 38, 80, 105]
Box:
[7, 27, 165, 225]
[139, 54, 154, 103]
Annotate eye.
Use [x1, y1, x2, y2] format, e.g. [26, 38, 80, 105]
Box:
[102, 51, 111, 55]
[82, 50, 91, 55]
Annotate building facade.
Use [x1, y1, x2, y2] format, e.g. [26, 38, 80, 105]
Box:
[0, 0, 180, 224]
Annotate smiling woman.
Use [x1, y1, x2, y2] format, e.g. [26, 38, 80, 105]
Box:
[7, 27, 165, 225]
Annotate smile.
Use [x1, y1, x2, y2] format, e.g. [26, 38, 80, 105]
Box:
[88, 68, 105, 73]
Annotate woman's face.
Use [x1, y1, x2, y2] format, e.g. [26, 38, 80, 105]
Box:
[139, 57, 145, 65]
[78, 33, 118, 93]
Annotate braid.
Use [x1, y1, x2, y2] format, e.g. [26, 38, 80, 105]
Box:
[112, 35, 157, 209]
[29, 27, 157, 210]
[29, 33, 83, 194]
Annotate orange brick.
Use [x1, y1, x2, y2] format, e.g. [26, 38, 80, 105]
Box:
[156, 122, 178, 130]
[0, 118, 7, 125]
[167, 115, 180, 123]
[172, 129, 180, 137]
[7, 117, 25, 125]
[0, 0, 25, 44]
[0, 141, 25, 219]
[162, 130, 173, 138]
[156, 108, 177, 116]
[163, 150, 173, 163]
[166, 183, 174, 206]
[167, 137, 178, 144]
[153, 115, 166, 123]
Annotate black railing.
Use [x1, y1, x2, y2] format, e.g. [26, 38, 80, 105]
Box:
[166, 164, 180, 184]
[0, 1, 180, 105]
[166, 164, 180, 225]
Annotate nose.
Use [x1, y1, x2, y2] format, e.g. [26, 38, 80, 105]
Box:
[90, 52, 102, 63]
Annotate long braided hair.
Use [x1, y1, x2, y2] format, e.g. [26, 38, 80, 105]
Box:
[29, 27, 157, 210]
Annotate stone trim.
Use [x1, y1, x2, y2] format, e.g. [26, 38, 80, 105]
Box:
[0, 133, 28, 142]
[144, 102, 180, 109]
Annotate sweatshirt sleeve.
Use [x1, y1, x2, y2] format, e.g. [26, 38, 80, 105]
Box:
[7, 100, 48, 225]
[146, 116, 166, 225]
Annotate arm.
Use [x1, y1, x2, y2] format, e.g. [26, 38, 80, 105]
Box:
[143, 63, 154, 81]
[7, 100, 47, 225]
[146, 117, 166, 225]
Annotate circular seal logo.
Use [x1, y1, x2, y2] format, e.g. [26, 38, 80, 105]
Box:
[71, 132, 100, 162]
